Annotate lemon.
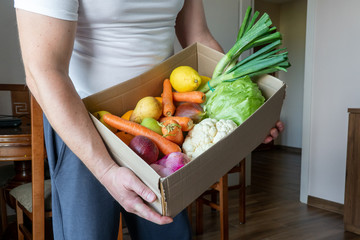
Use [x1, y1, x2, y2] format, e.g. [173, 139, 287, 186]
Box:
[170, 66, 202, 92]
[92, 110, 117, 133]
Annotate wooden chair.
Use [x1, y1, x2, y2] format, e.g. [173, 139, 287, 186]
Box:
[0, 84, 31, 234]
[195, 158, 246, 240]
[117, 213, 124, 240]
[9, 95, 52, 240]
[0, 164, 15, 233]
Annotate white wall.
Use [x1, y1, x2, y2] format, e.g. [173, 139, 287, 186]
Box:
[0, 0, 25, 115]
[301, 0, 360, 204]
[254, 0, 307, 149]
[277, 0, 306, 148]
[0, 1, 25, 84]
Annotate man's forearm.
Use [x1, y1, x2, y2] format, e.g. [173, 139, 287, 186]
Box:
[27, 71, 117, 182]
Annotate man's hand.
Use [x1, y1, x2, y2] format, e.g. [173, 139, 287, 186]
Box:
[263, 120, 285, 144]
[100, 165, 173, 225]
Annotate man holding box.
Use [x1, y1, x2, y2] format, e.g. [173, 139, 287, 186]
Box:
[13, 0, 283, 239]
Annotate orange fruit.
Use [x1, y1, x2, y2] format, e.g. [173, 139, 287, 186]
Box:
[155, 97, 162, 104]
[115, 131, 135, 145]
[121, 110, 133, 121]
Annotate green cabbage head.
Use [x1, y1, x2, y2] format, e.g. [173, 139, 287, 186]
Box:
[205, 76, 265, 126]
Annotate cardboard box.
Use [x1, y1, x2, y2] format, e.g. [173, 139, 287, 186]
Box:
[83, 42, 286, 217]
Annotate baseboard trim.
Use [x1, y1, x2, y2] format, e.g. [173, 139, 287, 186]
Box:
[307, 195, 344, 215]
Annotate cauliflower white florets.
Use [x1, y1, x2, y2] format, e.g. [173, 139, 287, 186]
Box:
[182, 118, 237, 160]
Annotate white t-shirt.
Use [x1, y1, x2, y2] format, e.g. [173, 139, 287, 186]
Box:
[14, 0, 185, 98]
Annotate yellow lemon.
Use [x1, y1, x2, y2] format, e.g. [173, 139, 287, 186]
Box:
[92, 110, 117, 133]
[169, 66, 202, 92]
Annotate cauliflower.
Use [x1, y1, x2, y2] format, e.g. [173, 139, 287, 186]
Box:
[182, 118, 237, 160]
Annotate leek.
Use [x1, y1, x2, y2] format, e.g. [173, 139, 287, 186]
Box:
[198, 6, 290, 96]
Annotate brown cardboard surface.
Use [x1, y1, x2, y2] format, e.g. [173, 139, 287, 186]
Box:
[83, 42, 286, 217]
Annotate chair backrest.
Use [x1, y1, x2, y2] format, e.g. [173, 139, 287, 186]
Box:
[30, 95, 46, 239]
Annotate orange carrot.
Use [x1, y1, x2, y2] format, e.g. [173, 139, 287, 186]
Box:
[161, 119, 184, 146]
[159, 116, 194, 131]
[162, 79, 175, 116]
[172, 91, 206, 104]
[103, 113, 181, 155]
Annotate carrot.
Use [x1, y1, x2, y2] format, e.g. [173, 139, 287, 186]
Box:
[161, 119, 184, 146]
[103, 113, 181, 155]
[159, 116, 194, 131]
[172, 91, 206, 104]
[162, 79, 175, 116]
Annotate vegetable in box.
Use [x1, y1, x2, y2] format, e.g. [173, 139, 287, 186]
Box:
[204, 76, 265, 126]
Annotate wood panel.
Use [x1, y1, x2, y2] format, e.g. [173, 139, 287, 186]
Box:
[308, 195, 344, 215]
[0, 134, 31, 161]
[344, 109, 360, 235]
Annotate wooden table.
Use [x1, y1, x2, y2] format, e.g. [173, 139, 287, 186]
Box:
[0, 125, 32, 209]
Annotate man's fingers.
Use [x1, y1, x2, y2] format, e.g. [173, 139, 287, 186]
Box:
[270, 128, 279, 139]
[133, 200, 173, 225]
[129, 179, 157, 203]
[263, 135, 273, 144]
[123, 181, 173, 225]
[263, 127, 278, 144]
[276, 120, 285, 132]
[122, 169, 157, 203]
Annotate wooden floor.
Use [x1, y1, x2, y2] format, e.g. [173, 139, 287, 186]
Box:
[185, 147, 360, 240]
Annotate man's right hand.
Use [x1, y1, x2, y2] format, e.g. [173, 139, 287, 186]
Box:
[100, 164, 173, 225]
